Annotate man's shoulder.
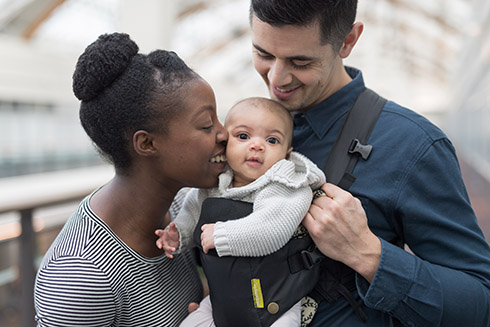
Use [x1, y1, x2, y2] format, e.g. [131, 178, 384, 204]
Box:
[378, 100, 447, 142]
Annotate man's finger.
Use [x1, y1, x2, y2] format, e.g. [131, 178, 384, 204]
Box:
[321, 182, 346, 199]
[302, 212, 315, 229]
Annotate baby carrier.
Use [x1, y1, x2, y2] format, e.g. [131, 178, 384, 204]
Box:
[192, 88, 386, 326]
[194, 197, 320, 327]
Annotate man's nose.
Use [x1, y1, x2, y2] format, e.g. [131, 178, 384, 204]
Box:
[268, 60, 292, 87]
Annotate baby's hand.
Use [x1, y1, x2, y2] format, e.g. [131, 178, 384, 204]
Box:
[201, 223, 215, 254]
[155, 222, 180, 259]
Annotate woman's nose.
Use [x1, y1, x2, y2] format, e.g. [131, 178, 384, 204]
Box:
[216, 122, 228, 144]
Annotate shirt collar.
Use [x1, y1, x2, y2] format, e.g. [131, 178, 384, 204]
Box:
[298, 66, 366, 139]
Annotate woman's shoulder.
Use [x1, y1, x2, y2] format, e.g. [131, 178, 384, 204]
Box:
[39, 193, 132, 269]
[38, 198, 106, 270]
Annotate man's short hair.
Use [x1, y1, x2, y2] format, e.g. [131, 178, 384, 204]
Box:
[250, 0, 357, 52]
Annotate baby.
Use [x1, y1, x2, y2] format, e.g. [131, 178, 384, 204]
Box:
[156, 97, 325, 326]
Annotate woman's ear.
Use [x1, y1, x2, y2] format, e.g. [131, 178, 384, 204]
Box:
[133, 130, 157, 156]
[339, 22, 364, 59]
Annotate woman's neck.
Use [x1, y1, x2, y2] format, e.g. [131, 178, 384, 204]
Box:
[90, 174, 176, 258]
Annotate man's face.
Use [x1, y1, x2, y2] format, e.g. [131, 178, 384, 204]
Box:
[251, 15, 344, 113]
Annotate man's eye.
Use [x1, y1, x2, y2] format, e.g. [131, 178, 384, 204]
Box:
[292, 61, 309, 69]
[256, 51, 272, 60]
[237, 133, 249, 140]
[267, 137, 279, 144]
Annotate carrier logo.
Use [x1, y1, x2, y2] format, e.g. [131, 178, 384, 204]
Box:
[251, 278, 264, 308]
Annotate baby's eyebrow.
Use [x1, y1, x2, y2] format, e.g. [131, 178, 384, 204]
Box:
[232, 124, 251, 130]
[268, 129, 286, 138]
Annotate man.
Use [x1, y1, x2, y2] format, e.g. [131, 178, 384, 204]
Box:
[249, 0, 490, 326]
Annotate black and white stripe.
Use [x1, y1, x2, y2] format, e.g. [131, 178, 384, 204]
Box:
[35, 195, 203, 327]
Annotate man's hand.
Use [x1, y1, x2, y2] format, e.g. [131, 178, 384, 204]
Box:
[303, 183, 381, 282]
[200, 223, 216, 254]
[155, 222, 180, 259]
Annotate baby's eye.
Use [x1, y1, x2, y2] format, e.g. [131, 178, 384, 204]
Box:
[267, 137, 279, 144]
[237, 133, 249, 140]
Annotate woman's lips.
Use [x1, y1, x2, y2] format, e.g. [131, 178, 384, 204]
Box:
[210, 154, 226, 163]
[209, 154, 226, 171]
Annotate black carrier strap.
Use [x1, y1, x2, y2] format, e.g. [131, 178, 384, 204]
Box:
[323, 88, 386, 190]
[310, 88, 386, 323]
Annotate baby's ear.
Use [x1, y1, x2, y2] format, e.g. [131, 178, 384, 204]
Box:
[286, 147, 293, 159]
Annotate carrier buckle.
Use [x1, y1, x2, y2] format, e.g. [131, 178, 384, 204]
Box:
[300, 246, 324, 270]
[348, 139, 372, 160]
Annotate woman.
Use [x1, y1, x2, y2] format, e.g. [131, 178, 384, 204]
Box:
[34, 32, 227, 326]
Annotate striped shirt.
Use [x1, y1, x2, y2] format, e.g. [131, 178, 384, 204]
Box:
[34, 192, 203, 327]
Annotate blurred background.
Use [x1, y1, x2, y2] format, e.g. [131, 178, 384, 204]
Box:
[0, 0, 489, 325]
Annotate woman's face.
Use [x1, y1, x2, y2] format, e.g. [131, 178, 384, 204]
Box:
[154, 78, 227, 189]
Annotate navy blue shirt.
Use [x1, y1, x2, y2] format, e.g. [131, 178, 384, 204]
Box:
[295, 67, 490, 326]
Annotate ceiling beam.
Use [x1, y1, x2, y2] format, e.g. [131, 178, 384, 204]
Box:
[22, 0, 66, 40]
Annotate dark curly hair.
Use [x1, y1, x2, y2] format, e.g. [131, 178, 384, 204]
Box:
[73, 33, 198, 173]
[250, 0, 357, 52]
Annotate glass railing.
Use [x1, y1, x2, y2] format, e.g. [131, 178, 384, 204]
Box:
[0, 165, 113, 327]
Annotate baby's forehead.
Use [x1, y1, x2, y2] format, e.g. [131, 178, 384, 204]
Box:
[226, 111, 288, 133]
[227, 100, 281, 118]
[225, 103, 275, 125]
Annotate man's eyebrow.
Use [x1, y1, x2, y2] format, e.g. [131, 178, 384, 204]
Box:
[253, 43, 315, 62]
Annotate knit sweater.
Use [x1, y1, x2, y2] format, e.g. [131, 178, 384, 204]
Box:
[174, 151, 325, 257]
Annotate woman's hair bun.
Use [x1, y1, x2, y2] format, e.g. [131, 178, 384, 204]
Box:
[73, 33, 139, 101]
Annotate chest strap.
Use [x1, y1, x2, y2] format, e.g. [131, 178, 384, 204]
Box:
[308, 88, 386, 323]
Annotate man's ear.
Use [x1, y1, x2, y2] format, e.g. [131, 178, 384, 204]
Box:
[133, 130, 157, 156]
[339, 22, 364, 59]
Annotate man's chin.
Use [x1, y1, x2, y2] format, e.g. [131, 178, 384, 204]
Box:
[267, 95, 298, 113]
[277, 100, 303, 113]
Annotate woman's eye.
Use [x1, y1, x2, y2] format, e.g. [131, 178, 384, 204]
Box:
[203, 125, 213, 131]
[267, 137, 279, 144]
[237, 133, 249, 140]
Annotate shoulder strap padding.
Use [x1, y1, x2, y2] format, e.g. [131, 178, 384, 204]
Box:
[323, 88, 386, 190]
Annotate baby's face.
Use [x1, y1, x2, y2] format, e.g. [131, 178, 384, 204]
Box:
[225, 103, 292, 187]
